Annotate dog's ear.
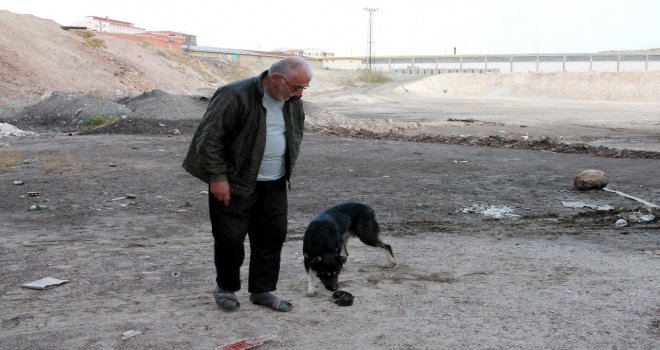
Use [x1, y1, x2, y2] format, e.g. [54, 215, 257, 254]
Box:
[311, 256, 322, 264]
[339, 256, 347, 264]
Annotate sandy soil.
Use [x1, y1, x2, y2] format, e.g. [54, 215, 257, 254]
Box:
[305, 74, 660, 154]
[1, 130, 659, 350]
[1, 10, 659, 350]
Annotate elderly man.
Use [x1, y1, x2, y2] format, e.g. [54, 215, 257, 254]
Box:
[183, 56, 312, 312]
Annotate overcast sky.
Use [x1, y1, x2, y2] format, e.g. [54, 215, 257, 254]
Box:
[3, 0, 659, 56]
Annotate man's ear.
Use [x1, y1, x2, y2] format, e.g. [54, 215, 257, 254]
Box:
[339, 256, 347, 264]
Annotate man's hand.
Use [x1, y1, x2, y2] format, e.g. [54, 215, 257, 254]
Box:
[210, 179, 231, 206]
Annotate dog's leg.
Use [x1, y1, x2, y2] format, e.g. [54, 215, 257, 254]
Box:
[306, 268, 318, 296]
[340, 237, 349, 260]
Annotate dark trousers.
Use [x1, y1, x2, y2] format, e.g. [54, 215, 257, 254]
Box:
[208, 178, 287, 293]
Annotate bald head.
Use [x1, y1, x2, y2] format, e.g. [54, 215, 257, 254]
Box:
[269, 56, 313, 80]
[265, 56, 313, 101]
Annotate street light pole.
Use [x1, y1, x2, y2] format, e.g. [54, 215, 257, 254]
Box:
[364, 7, 378, 71]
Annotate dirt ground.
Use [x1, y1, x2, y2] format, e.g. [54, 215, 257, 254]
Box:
[1, 114, 659, 350]
[1, 10, 659, 350]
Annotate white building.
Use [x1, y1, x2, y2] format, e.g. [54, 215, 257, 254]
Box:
[277, 48, 334, 58]
[71, 16, 145, 34]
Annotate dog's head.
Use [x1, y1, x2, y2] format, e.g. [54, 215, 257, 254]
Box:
[306, 254, 346, 291]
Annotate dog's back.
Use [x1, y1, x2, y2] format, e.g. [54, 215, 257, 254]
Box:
[303, 202, 396, 295]
[315, 202, 377, 233]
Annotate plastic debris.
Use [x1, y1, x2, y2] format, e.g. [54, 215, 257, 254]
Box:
[21, 277, 69, 290]
[614, 219, 628, 228]
[219, 335, 278, 350]
[639, 214, 656, 222]
[457, 204, 520, 219]
[603, 187, 659, 209]
[618, 212, 656, 223]
[121, 330, 142, 340]
[29, 204, 48, 211]
[561, 201, 614, 211]
[14, 180, 24, 185]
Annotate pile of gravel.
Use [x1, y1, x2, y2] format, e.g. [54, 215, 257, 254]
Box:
[8, 92, 131, 133]
[0, 90, 208, 135]
[0, 107, 16, 120]
[119, 89, 208, 120]
[82, 118, 201, 135]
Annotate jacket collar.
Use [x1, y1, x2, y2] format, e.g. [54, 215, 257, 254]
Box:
[255, 70, 268, 95]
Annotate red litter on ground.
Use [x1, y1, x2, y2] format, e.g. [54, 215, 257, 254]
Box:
[219, 335, 278, 350]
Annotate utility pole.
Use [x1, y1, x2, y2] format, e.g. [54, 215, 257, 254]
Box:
[364, 7, 378, 71]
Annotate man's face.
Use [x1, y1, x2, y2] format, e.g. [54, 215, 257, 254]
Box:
[275, 71, 311, 101]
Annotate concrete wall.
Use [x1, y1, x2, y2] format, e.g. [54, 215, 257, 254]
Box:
[322, 54, 660, 74]
[185, 48, 323, 69]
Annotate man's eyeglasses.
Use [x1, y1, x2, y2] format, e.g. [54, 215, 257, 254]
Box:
[279, 74, 309, 93]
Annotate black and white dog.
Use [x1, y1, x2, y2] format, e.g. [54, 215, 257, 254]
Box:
[303, 202, 396, 296]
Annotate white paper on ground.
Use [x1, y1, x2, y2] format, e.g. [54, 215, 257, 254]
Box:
[21, 277, 69, 290]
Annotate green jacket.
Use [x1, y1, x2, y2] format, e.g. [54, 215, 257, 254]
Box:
[182, 70, 305, 198]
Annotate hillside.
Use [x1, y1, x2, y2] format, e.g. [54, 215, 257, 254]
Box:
[0, 10, 259, 111]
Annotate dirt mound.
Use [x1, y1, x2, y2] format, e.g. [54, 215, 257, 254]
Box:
[0, 90, 208, 135]
[82, 117, 201, 135]
[120, 90, 208, 120]
[0, 107, 15, 120]
[320, 128, 660, 159]
[0, 11, 259, 111]
[6, 92, 131, 133]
